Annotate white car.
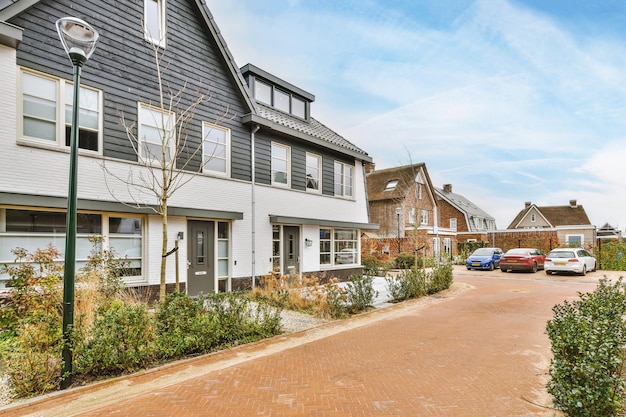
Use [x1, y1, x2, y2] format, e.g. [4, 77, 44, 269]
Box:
[544, 248, 597, 276]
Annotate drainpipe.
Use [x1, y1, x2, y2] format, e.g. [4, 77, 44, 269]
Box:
[251, 124, 260, 289]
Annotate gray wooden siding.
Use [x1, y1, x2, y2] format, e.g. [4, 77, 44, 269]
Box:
[255, 131, 355, 196]
[10, 0, 252, 179]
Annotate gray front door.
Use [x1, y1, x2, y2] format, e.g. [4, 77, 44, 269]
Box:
[283, 226, 300, 276]
[187, 220, 215, 297]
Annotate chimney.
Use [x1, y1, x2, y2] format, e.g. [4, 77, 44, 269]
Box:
[443, 184, 452, 193]
[569, 199, 577, 208]
[364, 163, 375, 174]
[525, 202, 531, 209]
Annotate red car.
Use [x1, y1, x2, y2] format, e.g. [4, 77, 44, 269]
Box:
[500, 248, 546, 273]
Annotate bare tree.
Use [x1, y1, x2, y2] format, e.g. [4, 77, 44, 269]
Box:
[102, 30, 232, 302]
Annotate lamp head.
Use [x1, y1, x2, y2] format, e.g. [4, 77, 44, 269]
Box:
[56, 17, 99, 66]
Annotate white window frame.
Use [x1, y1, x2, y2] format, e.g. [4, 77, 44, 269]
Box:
[450, 218, 457, 230]
[305, 152, 322, 193]
[334, 161, 354, 198]
[409, 207, 416, 225]
[202, 122, 230, 177]
[138, 103, 176, 166]
[416, 183, 423, 199]
[421, 209, 428, 225]
[144, 0, 166, 47]
[319, 227, 359, 267]
[0, 208, 145, 285]
[566, 234, 584, 246]
[19, 68, 103, 154]
[385, 180, 398, 191]
[271, 142, 291, 187]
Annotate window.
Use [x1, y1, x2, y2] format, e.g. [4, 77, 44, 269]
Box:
[217, 222, 229, 282]
[384, 180, 398, 191]
[409, 208, 416, 225]
[202, 122, 229, 176]
[20, 69, 102, 153]
[255, 80, 272, 105]
[138, 103, 175, 165]
[306, 153, 321, 192]
[0, 208, 143, 282]
[334, 161, 353, 198]
[274, 89, 290, 113]
[252, 77, 308, 119]
[271, 142, 290, 186]
[292, 97, 305, 118]
[320, 228, 358, 266]
[566, 234, 583, 246]
[450, 218, 457, 230]
[416, 183, 423, 199]
[444, 238, 452, 256]
[421, 209, 428, 225]
[272, 225, 281, 271]
[531, 213, 536, 222]
[144, 0, 166, 46]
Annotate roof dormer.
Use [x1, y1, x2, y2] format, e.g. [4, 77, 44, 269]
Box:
[241, 63, 314, 122]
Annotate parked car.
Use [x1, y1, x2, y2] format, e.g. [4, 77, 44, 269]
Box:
[466, 247, 503, 271]
[500, 248, 546, 273]
[544, 248, 597, 276]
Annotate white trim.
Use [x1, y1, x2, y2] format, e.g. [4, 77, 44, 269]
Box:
[138, 102, 176, 167]
[202, 121, 230, 177]
[144, 0, 167, 48]
[271, 142, 291, 188]
[305, 152, 322, 193]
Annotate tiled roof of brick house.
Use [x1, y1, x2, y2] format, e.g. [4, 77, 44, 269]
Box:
[507, 200, 591, 229]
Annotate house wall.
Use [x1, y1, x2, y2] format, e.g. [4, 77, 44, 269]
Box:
[515, 207, 551, 228]
[1, 1, 372, 292]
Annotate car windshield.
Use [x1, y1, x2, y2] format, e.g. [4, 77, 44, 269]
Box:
[548, 251, 575, 258]
[472, 248, 493, 256]
[506, 249, 528, 255]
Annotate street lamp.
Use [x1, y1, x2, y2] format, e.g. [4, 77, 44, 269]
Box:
[56, 16, 99, 389]
[396, 207, 401, 254]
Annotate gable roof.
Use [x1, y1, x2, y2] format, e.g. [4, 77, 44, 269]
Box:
[507, 202, 592, 229]
[435, 187, 495, 225]
[366, 163, 431, 202]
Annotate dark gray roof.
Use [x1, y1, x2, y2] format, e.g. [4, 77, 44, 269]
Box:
[256, 103, 370, 159]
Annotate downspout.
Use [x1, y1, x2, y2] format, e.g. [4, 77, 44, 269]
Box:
[250, 124, 260, 288]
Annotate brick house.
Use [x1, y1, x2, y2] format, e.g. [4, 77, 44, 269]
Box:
[0, 0, 375, 295]
[504, 200, 595, 250]
[362, 163, 439, 257]
[435, 183, 497, 255]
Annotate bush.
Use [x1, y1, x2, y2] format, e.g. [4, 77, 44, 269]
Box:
[385, 269, 427, 302]
[546, 278, 626, 417]
[74, 300, 156, 376]
[427, 263, 454, 294]
[361, 257, 390, 277]
[395, 253, 415, 270]
[345, 274, 378, 313]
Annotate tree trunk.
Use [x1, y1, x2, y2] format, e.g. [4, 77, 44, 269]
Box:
[160, 198, 168, 302]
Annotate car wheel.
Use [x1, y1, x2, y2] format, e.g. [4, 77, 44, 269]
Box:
[592, 262, 597, 272]
[489, 262, 495, 271]
[545, 270, 552, 275]
[501, 267, 508, 273]
[467, 267, 471, 270]
[580, 265, 587, 276]
[532, 262, 538, 273]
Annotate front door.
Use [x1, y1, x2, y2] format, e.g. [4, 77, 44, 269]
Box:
[283, 226, 300, 276]
[187, 220, 215, 297]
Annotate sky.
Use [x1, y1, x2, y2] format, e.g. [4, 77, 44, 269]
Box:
[205, 0, 626, 231]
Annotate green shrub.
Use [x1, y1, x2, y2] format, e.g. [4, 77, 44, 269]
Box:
[323, 281, 348, 319]
[345, 274, 378, 313]
[395, 253, 415, 270]
[385, 269, 427, 302]
[361, 257, 389, 277]
[427, 263, 454, 294]
[74, 300, 156, 377]
[546, 278, 626, 417]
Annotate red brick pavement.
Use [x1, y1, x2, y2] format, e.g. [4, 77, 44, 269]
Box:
[2, 267, 614, 417]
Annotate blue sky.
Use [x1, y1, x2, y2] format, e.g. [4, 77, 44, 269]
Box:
[206, 0, 626, 231]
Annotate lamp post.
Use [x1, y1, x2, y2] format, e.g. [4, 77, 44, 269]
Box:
[56, 16, 99, 389]
[396, 207, 401, 254]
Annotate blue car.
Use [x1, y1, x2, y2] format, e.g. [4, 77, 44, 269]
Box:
[466, 247, 503, 271]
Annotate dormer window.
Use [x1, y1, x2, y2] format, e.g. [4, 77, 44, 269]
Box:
[384, 180, 398, 191]
[252, 78, 308, 119]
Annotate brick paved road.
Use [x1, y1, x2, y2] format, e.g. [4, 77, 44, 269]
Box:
[3, 267, 613, 417]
